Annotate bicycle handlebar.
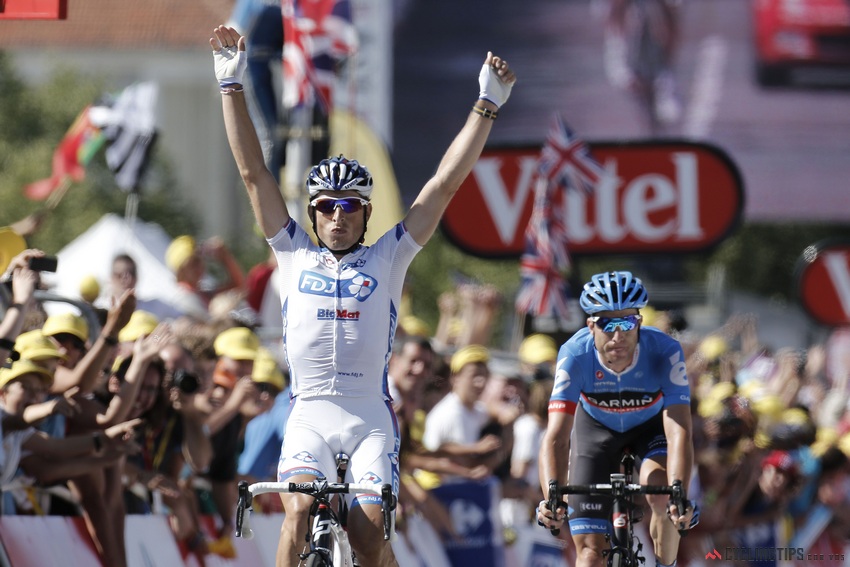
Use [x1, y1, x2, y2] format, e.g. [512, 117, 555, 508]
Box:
[235, 479, 397, 541]
[546, 479, 689, 537]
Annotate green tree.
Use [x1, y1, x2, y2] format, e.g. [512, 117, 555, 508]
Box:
[0, 52, 204, 257]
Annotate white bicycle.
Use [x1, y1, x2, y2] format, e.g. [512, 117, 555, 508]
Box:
[235, 458, 396, 567]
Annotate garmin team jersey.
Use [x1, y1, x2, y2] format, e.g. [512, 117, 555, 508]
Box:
[269, 219, 422, 399]
[549, 326, 690, 432]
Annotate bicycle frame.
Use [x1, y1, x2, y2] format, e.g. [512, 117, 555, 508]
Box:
[546, 453, 685, 567]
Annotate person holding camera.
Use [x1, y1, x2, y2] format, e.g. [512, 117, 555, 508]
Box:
[202, 326, 262, 552]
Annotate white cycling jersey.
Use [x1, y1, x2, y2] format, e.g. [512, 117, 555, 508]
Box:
[269, 219, 422, 399]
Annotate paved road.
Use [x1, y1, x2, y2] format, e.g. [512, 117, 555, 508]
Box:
[392, 0, 850, 223]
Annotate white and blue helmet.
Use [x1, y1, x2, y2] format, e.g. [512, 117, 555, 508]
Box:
[306, 155, 373, 199]
[579, 271, 648, 314]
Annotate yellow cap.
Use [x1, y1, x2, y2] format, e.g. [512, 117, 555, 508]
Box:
[14, 330, 66, 361]
[0, 228, 26, 274]
[518, 334, 558, 366]
[751, 394, 784, 420]
[708, 381, 736, 402]
[42, 312, 89, 342]
[810, 427, 839, 457]
[214, 327, 260, 361]
[697, 397, 725, 419]
[165, 235, 196, 273]
[118, 310, 159, 343]
[780, 408, 810, 426]
[450, 344, 490, 374]
[79, 275, 100, 303]
[0, 359, 53, 390]
[399, 315, 432, 338]
[640, 305, 658, 327]
[698, 335, 728, 362]
[738, 380, 766, 400]
[252, 347, 286, 391]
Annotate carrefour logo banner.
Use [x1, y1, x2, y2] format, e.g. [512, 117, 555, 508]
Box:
[430, 479, 505, 566]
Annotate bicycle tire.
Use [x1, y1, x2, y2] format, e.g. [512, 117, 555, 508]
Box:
[609, 549, 624, 567]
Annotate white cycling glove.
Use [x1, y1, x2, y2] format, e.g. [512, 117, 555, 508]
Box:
[478, 62, 513, 108]
[214, 46, 247, 88]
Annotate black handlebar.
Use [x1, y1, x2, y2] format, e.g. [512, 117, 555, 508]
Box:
[545, 478, 691, 537]
[235, 480, 252, 538]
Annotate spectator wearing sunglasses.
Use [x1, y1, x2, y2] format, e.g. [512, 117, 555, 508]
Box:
[211, 22, 515, 567]
[536, 271, 696, 567]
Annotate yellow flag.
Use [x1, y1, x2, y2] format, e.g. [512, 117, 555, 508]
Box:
[330, 109, 405, 245]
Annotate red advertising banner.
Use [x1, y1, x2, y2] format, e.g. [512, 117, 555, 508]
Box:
[442, 141, 744, 258]
[0, 0, 67, 19]
[796, 239, 850, 327]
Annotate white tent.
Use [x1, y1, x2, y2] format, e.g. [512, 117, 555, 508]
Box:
[43, 213, 182, 317]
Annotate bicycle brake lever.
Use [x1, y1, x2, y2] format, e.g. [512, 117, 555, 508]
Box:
[669, 480, 688, 537]
[547, 480, 561, 536]
[235, 480, 251, 538]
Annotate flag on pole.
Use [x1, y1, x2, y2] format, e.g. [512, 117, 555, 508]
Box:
[24, 106, 105, 200]
[537, 113, 603, 195]
[89, 82, 159, 193]
[516, 114, 603, 324]
[282, 0, 358, 110]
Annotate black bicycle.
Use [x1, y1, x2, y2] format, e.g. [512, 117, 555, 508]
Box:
[235, 456, 396, 567]
[546, 453, 687, 567]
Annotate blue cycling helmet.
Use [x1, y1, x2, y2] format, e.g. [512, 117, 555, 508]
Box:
[579, 271, 649, 314]
[306, 155, 373, 199]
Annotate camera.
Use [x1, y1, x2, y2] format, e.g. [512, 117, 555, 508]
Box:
[172, 369, 200, 394]
[28, 256, 58, 272]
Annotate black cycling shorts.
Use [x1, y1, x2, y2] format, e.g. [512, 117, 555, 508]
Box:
[566, 404, 667, 535]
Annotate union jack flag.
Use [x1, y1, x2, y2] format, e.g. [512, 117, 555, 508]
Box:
[282, 0, 358, 111]
[516, 114, 602, 323]
[537, 113, 603, 195]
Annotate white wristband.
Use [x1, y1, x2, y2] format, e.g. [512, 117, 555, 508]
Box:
[478, 63, 512, 108]
[213, 46, 247, 88]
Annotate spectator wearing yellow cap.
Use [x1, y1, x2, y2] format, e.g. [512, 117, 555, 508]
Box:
[116, 310, 160, 359]
[0, 359, 142, 515]
[203, 326, 261, 544]
[518, 333, 558, 382]
[40, 290, 136, 398]
[421, 345, 504, 485]
[237, 348, 290, 483]
[165, 235, 245, 322]
[14, 329, 66, 373]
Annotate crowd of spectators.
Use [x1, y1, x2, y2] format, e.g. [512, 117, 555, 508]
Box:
[0, 229, 848, 567]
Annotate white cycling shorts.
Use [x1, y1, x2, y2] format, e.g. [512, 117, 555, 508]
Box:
[277, 395, 400, 506]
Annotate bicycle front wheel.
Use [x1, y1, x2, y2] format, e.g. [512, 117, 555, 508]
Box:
[609, 549, 624, 567]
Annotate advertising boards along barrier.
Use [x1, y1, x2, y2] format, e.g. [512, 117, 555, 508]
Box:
[795, 238, 850, 327]
[441, 140, 744, 258]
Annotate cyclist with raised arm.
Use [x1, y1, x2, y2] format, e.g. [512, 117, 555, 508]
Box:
[537, 271, 696, 567]
[210, 24, 516, 567]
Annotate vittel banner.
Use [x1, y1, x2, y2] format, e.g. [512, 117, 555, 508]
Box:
[442, 141, 744, 258]
[796, 239, 850, 327]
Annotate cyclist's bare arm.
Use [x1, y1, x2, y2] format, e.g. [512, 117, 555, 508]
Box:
[662, 403, 694, 526]
[404, 52, 515, 246]
[537, 409, 573, 526]
[213, 26, 289, 239]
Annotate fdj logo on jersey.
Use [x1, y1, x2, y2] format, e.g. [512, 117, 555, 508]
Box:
[299, 271, 378, 301]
